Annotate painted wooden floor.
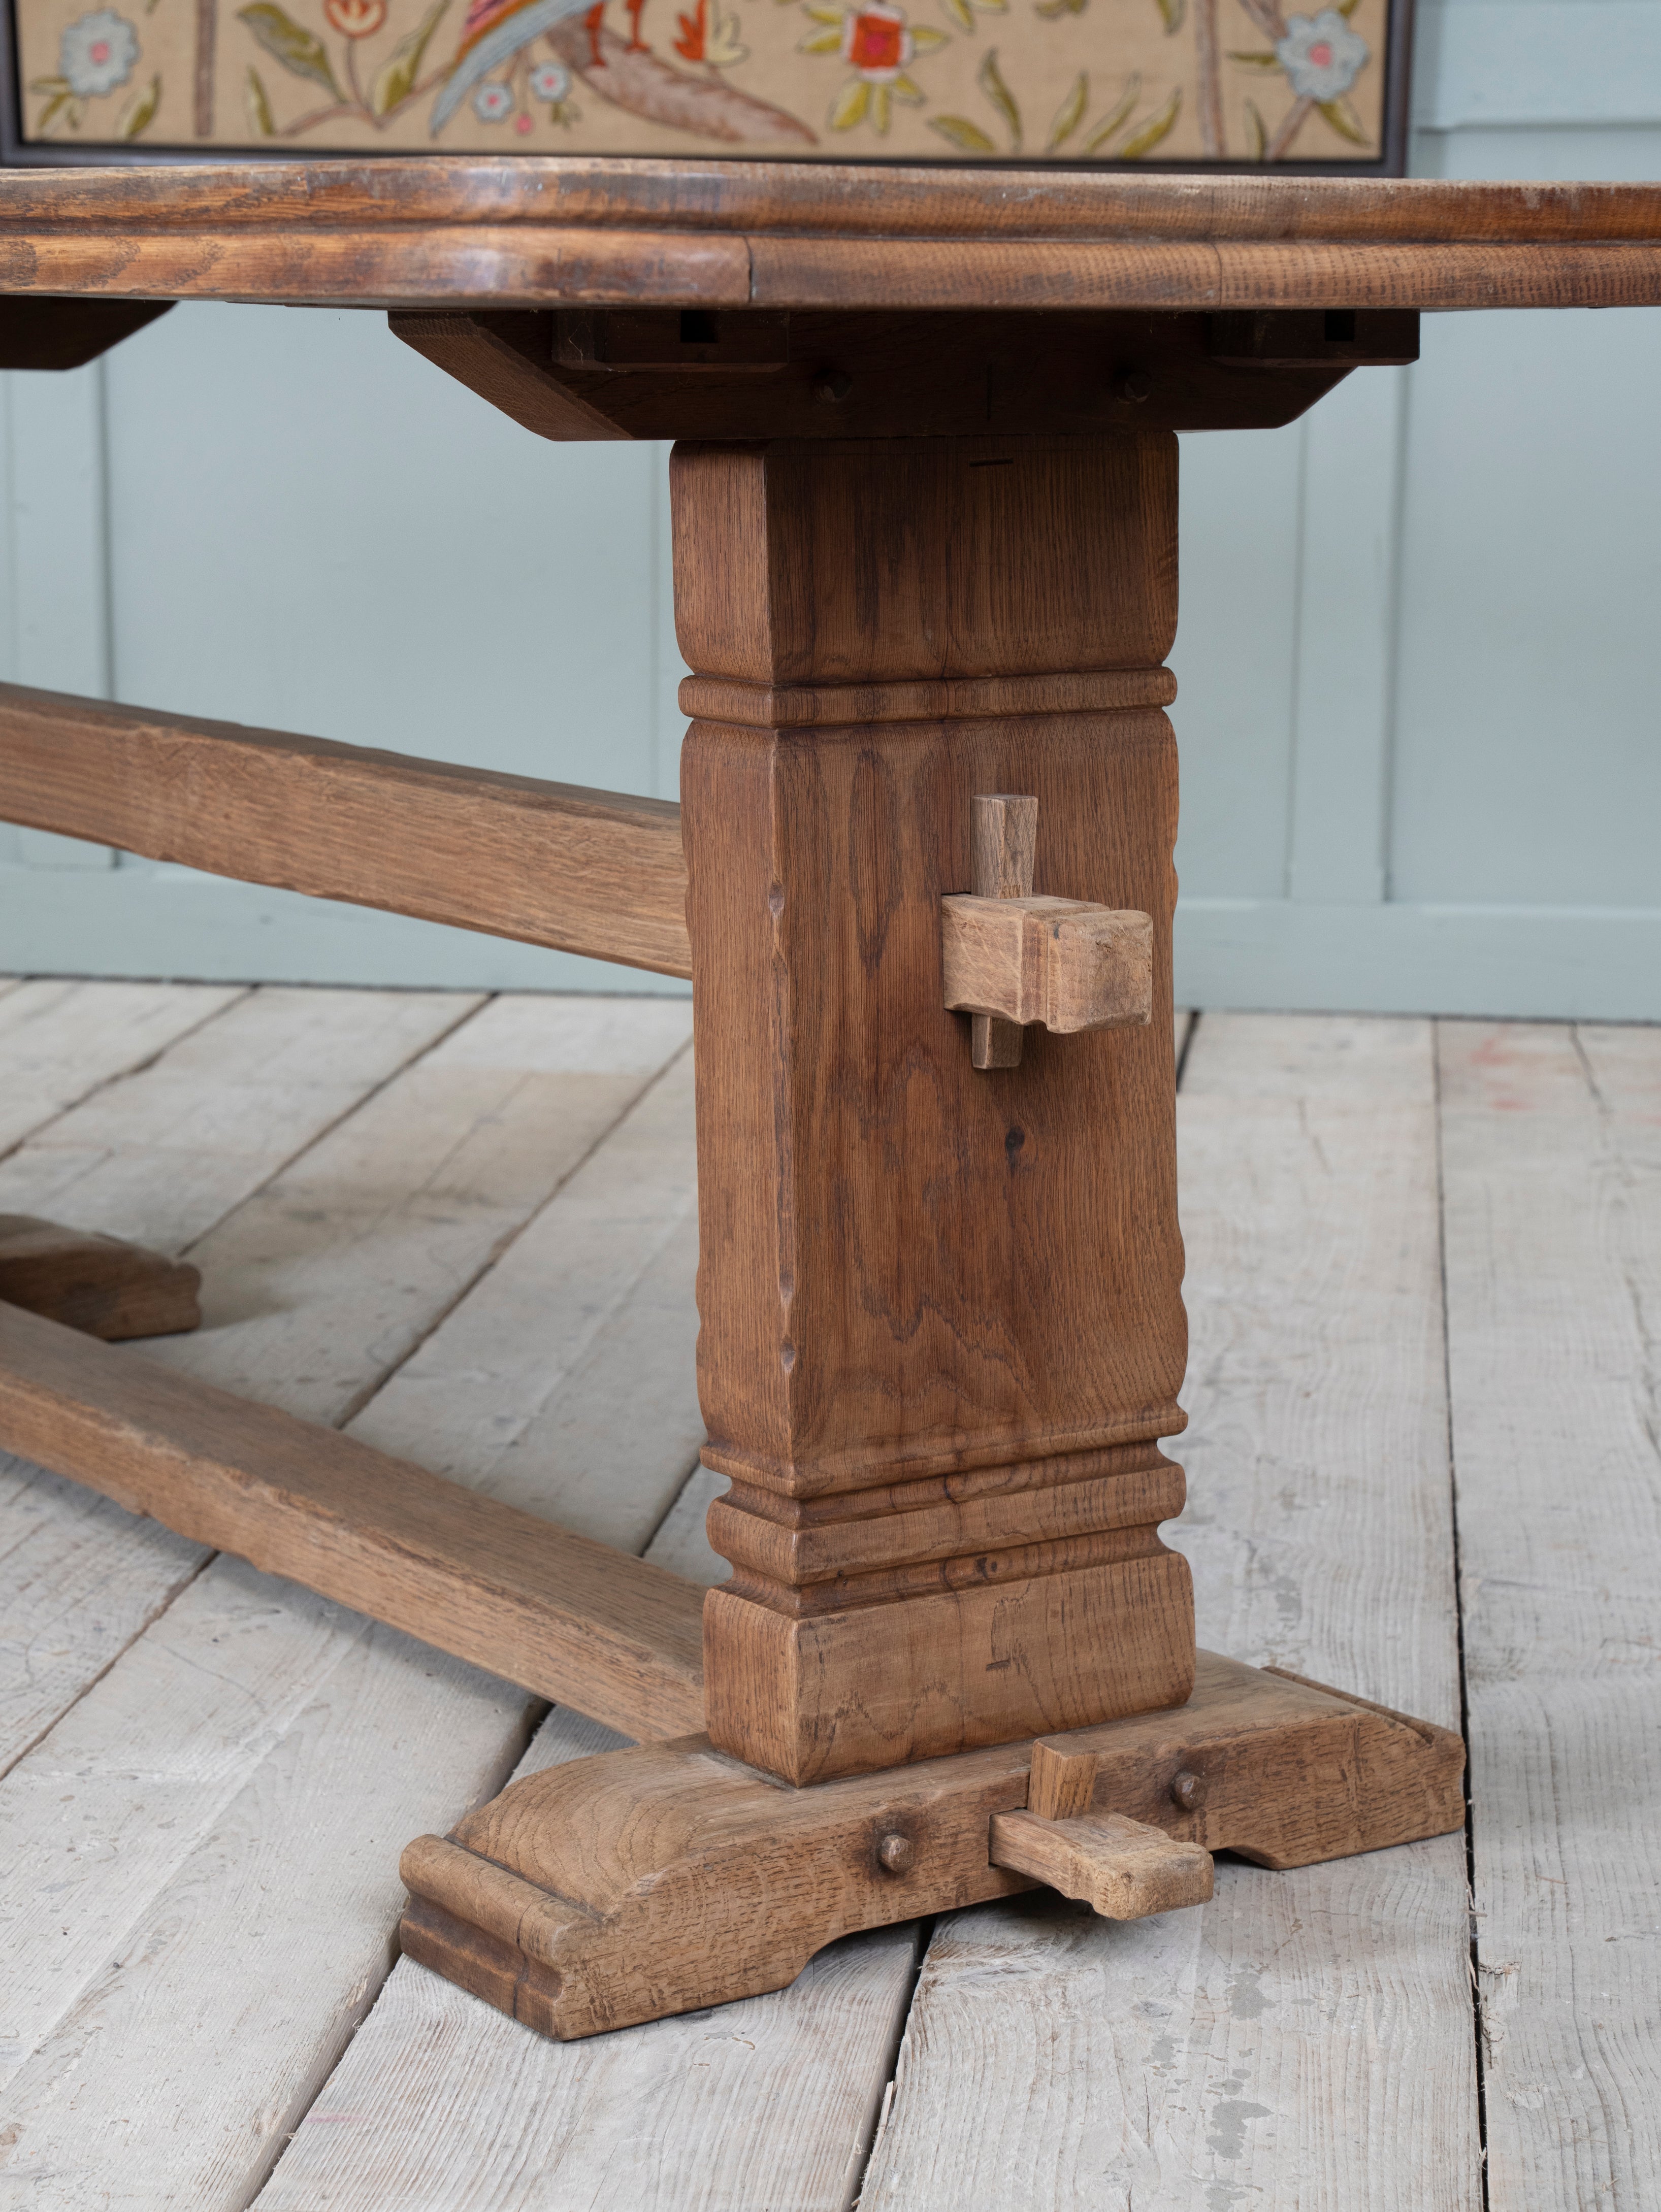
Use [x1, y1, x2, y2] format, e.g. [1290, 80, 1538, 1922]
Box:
[0, 981, 1654, 2211]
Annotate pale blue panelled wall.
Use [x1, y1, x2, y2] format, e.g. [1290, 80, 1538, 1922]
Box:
[2, 0, 1658, 1012]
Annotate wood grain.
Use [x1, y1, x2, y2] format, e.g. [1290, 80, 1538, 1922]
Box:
[941, 897, 1154, 1033]
[0, 166, 1656, 312]
[0, 682, 692, 980]
[1438, 1019, 1661, 2212]
[0, 1214, 199, 1340]
[860, 1013, 1481, 2212]
[399, 1652, 1461, 2040]
[969, 793, 1036, 1072]
[678, 435, 1192, 1782]
[392, 307, 1363, 444]
[0, 1299, 705, 1738]
[988, 1808, 1214, 1918]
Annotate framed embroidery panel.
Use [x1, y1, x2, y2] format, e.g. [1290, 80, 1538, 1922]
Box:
[2, 0, 1412, 169]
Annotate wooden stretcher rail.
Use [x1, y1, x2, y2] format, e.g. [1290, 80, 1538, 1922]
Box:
[0, 1301, 707, 1739]
[0, 683, 692, 980]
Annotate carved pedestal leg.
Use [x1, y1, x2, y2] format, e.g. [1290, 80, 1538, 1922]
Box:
[396, 430, 1470, 2041]
[676, 434, 1195, 1784]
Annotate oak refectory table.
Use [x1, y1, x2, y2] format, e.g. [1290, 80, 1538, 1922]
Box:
[1, 161, 1657, 2040]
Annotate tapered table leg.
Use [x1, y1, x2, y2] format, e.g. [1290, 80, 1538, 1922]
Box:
[676, 434, 1196, 1785]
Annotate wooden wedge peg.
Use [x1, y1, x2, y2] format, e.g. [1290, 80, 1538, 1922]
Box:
[988, 1807, 1215, 1920]
[969, 793, 1038, 1070]
[943, 897, 1154, 1036]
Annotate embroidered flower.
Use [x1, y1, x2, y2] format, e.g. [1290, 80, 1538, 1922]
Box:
[472, 77, 515, 116]
[528, 56, 569, 98]
[800, 1, 942, 131]
[841, 2, 908, 77]
[324, 0, 387, 32]
[59, 9, 139, 97]
[1274, 9, 1368, 101]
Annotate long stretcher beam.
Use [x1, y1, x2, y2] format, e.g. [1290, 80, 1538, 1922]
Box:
[0, 1302, 706, 1740]
[0, 683, 692, 980]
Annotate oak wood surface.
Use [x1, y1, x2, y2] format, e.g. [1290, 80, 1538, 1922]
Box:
[860, 1013, 1481, 2211]
[0, 1298, 706, 1737]
[988, 1809, 1215, 1918]
[0, 165, 1657, 312]
[941, 897, 1154, 1033]
[399, 1651, 1462, 2040]
[679, 434, 1193, 1783]
[394, 307, 1365, 444]
[970, 793, 1036, 1072]
[0, 1213, 200, 1340]
[1438, 1019, 1661, 2212]
[0, 683, 692, 980]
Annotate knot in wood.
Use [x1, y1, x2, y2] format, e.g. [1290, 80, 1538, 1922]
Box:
[1169, 1768, 1208, 1813]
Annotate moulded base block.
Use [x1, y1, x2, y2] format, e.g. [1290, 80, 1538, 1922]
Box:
[701, 1549, 1198, 1783]
[398, 1649, 1465, 2042]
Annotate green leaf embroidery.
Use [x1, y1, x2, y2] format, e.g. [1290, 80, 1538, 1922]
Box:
[1153, 0, 1184, 33]
[370, 0, 449, 114]
[1116, 83, 1180, 157]
[940, 0, 974, 28]
[35, 87, 76, 130]
[978, 48, 1020, 150]
[117, 72, 161, 136]
[1082, 71, 1137, 152]
[1226, 48, 1281, 65]
[1047, 70, 1087, 150]
[245, 62, 276, 131]
[237, 4, 343, 97]
[928, 111, 995, 151]
[1243, 95, 1266, 158]
[1035, 0, 1086, 18]
[829, 75, 869, 127]
[28, 73, 72, 91]
[1316, 92, 1368, 143]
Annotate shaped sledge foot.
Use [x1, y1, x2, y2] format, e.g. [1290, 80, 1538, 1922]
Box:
[398, 1652, 1464, 2041]
[0, 1215, 200, 1340]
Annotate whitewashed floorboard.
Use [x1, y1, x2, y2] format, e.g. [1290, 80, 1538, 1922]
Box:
[1439, 1019, 1661, 2212]
[859, 1012, 1480, 2212]
[0, 985, 482, 1253]
[0, 999, 701, 2209]
[0, 979, 244, 1156]
[254, 1700, 919, 2212]
[0, 988, 485, 1779]
[350, 1047, 701, 1543]
[136, 994, 692, 1426]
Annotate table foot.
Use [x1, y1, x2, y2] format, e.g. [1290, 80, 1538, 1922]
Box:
[398, 1650, 1464, 2041]
[0, 1214, 200, 1340]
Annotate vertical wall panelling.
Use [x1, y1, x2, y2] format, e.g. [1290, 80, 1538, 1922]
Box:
[0, 363, 116, 871]
[1285, 365, 1406, 906]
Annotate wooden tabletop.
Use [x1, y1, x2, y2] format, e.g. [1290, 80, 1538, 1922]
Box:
[3, 160, 1660, 312]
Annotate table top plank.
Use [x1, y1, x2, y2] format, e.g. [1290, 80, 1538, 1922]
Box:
[859, 1012, 1480, 2210]
[2, 162, 1658, 311]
